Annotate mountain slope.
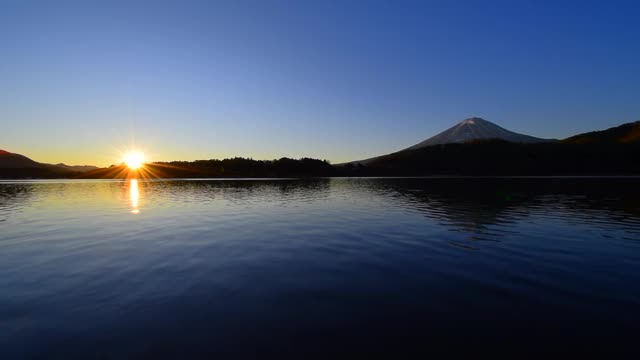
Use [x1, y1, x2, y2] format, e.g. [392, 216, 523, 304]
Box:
[0, 150, 99, 178]
[0, 150, 44, 168]
[405, 117, 549, 150]
[347, 117, 550, 165]
[562, 120, 640, 144]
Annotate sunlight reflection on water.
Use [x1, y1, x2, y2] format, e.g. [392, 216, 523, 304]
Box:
[130, 179, 140, 214]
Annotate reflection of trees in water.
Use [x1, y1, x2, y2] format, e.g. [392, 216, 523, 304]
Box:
[355, 178, 640, 244]
[143, 179, 332, 206]
[373, 179, 533, 244]
[0, 183, 34, 204]
[0, 183, 35, 222]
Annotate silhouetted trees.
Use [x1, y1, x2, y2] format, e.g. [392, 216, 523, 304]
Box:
[146, 157, 336, 178]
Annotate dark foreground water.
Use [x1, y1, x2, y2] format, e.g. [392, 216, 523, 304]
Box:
[1, 177, 639, 357]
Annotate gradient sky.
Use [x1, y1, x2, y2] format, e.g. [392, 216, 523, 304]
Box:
[1, 0, 639, 166]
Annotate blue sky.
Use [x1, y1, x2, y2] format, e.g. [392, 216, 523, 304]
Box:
[1, 0, 639, 166]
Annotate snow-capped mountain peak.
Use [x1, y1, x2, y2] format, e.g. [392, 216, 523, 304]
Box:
[405, 117, 548, 150]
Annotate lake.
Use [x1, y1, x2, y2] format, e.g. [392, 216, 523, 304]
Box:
[1, 178, 639, 357]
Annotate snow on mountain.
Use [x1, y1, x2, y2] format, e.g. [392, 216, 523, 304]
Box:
[345, 117, 551, 165]
[404, 117, 549, 150]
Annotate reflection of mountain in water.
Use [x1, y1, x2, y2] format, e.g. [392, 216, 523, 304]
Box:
[358, 178, 640, 245]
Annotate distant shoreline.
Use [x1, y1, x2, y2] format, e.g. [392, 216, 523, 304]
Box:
[3, 175, 640, 182]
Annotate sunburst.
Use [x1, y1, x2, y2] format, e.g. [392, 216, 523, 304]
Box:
[123, 152, 145, 169]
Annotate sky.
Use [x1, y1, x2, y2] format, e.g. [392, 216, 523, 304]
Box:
[1, 0, 640, 166]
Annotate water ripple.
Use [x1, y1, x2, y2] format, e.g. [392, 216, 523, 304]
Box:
[1, 177, 640, 356]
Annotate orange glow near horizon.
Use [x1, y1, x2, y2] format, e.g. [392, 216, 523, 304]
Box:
[123, 152, 145, 169]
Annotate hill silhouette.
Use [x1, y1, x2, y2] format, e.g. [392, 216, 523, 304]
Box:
[339, 139, 640, 176]
[0, 150, 98, 179]
[0, 150, 42, 168]
[562, 121, 640, 144]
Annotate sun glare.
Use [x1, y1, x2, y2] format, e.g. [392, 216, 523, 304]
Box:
[124, 152, 145, 169]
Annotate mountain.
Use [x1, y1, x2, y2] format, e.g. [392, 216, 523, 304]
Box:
[405, 117, 550, 150]
[340, 120, 640, 176]
[0, 150, 44, 168]
[348, 117, 551, 165]
[562, 120, 640, 144]
[0, 150, 98, 178]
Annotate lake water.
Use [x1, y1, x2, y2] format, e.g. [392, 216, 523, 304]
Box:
[1, 178, 639, 357]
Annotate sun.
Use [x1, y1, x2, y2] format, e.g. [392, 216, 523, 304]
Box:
[123, 152, 145, 169]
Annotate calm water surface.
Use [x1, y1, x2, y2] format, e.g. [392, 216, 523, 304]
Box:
[1, 178, 639, 357]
